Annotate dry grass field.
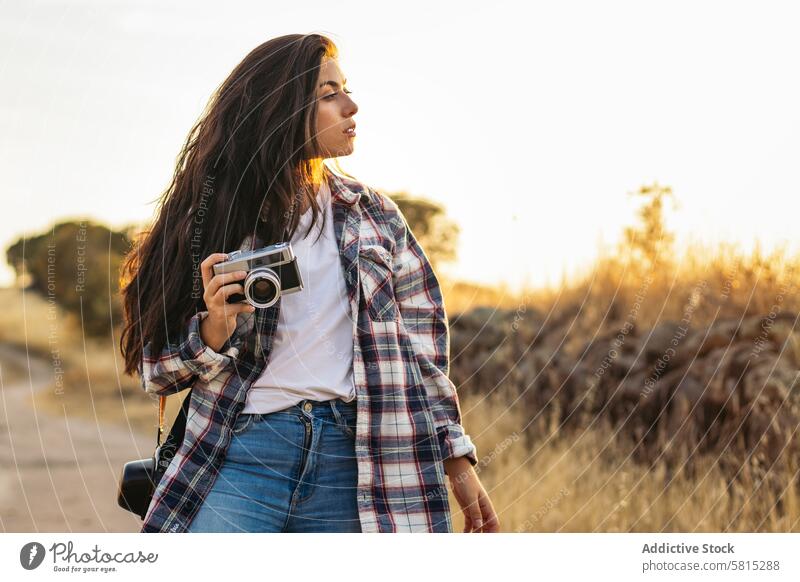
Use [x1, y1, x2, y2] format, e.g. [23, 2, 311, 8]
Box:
[447, 241, 800, 532]
[1, 238, 799, 532]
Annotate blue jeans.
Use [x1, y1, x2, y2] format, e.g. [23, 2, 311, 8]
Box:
[186, 398, 361, 533]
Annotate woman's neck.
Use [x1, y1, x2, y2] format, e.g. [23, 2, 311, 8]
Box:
[299, 179, 325, 215]
[295, 162, 326, 214]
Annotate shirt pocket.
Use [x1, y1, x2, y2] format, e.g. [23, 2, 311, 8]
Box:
[358, 244, 397, 321]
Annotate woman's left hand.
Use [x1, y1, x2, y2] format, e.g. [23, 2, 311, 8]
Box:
[444, 457, 500, 532]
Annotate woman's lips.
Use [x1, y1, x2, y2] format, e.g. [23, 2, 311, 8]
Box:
[343, 126, 356, 137]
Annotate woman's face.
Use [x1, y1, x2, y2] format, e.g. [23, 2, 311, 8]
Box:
[312, 57, 358, 159]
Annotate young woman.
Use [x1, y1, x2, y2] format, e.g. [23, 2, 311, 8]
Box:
[120, 33, 499, 533]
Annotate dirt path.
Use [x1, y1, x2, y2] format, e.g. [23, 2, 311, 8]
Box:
[0, 342, 152, 532]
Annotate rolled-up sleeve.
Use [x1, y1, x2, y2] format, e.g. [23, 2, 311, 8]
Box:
[383, 194, 478, 467]
[139, 311, 240, 397]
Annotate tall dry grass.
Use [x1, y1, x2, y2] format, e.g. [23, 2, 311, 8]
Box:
[1, 231, 798, 531]
[453, 391, 799, 533]
[446, 240, 800, 532]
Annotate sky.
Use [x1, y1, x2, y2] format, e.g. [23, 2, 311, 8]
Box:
[2, 0, 799, 293]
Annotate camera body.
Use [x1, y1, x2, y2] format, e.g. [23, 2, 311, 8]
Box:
[117, 438, 180, 520]
[118, 387, 192, 521]
[213, 242, 304, 308]
[117, 457, 156, 520]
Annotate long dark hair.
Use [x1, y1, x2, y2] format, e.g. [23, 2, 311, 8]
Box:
[120, 33, 345, 377]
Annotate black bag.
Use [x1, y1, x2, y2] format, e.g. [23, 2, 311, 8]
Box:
[117, 390, 192, 520]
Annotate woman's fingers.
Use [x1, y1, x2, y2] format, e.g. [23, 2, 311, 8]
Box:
[462, 489, 499, 532]
[465, 497, 483, 532]
[205, 270, 247, 299]
[478, 490, 500, 532]
[198, 253, 254, 352]
[200, 253, 229, 290]
[214, 285, 255, 310]
[213, 283, 245, 304]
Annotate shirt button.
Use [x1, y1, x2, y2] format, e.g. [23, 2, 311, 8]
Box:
[303, 402, 313, 412]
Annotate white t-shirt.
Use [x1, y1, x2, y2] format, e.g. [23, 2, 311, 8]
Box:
[242, 179, 356, 414]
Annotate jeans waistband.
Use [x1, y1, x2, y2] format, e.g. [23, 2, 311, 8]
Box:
[291, 397, 356, 415]
[237, 398, 356, 422]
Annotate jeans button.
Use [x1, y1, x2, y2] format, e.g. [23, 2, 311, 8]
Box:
[303, 401, 313, 412]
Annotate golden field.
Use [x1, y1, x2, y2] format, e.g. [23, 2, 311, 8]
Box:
[1, 235, 798, 532]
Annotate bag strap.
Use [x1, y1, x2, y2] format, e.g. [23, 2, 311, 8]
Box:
[155, 389, 192, 448]
[156, 396, 167, 446]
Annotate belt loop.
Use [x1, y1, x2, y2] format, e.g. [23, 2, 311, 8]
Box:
[329, 398, 346, 427]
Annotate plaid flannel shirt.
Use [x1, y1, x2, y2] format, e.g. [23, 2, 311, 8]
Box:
[138, 166, 478, 533]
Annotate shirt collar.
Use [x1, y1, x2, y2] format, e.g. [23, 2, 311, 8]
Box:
[324, 164, 364, 206]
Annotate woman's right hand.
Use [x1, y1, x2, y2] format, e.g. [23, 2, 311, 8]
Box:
[199, 253, 256, 352]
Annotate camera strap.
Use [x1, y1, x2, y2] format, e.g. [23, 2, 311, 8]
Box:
[157, 396, 167, 445]
[153, 390, 192, 476]
[281, 185, 303, 241]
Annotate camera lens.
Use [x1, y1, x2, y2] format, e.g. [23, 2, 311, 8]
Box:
[252, 279, 277, 302]
[244, 268, 281, 308]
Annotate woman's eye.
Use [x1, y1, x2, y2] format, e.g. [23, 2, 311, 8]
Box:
[324, 89, 353, 100]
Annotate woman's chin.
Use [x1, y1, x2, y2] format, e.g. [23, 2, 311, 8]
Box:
[318, 142, 355, 159]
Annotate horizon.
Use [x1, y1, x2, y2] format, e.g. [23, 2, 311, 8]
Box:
[2, 1, 799, 293]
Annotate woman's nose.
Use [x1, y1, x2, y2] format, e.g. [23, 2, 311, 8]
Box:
[344, 95, 358, 116]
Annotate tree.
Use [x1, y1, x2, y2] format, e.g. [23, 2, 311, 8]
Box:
[6, 220, 132, 336]
[621, 182, 676, 270]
